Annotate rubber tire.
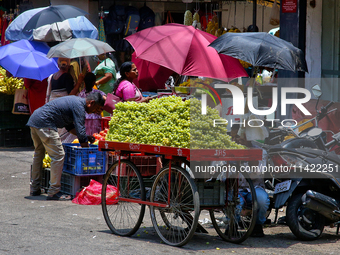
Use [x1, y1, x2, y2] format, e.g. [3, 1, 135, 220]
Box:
[150, 165, 200, 247]
[209, 172, 257, 244]
[102, 160, 146, 236]
[286, 193, 325, 241]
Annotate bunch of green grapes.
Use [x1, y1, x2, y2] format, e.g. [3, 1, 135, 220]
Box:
[190, 98, 245, 149]
[106, 96, 190, 148]
[106, 96, 245, 149]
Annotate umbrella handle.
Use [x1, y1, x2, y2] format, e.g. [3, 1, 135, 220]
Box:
[55, 22, 62, 42]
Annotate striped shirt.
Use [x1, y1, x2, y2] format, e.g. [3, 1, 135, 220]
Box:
[27, 96, 88, 143]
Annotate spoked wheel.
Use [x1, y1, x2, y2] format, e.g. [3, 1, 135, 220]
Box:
[150, 166, 200, 247]
[209, 172, 257, 244]
[102, 160, 145, 236]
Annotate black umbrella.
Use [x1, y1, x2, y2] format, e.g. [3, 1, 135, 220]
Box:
[209, 32, 308, 73]
[23, 5, 88, 31]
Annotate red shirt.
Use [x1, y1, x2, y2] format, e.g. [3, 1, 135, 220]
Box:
[24, 78, 48, 114]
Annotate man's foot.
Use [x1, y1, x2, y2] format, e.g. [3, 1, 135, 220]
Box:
[46, 192, 71, 201]
[30, 189, 41, 196]
[250, 224, 265, 237]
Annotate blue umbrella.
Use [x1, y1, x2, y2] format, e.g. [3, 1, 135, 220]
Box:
[68, 16, 98, 39]
[0, 40, 59, 81]
[5, 7, 47, 41]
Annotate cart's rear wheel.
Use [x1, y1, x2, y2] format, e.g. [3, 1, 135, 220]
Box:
[150, 166, 199, 247]
[102, 160, 145, 236]
[209, 172, 257, 244]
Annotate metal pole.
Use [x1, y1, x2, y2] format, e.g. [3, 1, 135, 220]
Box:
[253, 0, 257, 30]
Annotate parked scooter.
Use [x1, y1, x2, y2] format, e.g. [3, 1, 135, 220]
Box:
[255, 85, 340, 240]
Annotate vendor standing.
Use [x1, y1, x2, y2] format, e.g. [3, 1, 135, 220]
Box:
[94, 53, 117, 116]
[27, 93, 105, 200]
[113, 61, 152, 103]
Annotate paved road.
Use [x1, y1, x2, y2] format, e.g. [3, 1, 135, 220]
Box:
[1, 147, 340, 255]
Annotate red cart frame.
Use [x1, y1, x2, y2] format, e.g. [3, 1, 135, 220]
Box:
[99, 141, 262, 247]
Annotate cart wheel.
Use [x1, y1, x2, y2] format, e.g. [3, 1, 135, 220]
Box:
[209, 172, 257, 244]
[150, 166, 199, 247]
[102, 160, 145, 236]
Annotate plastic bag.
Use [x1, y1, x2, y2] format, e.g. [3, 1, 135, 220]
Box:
[72, 179, 118, 205]
[269, 0, 280, 26]
[12, 88, 30, 115]
[244, 114, 269, 141]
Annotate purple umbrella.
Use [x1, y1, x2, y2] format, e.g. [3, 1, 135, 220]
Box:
[0, 39, 59, 81]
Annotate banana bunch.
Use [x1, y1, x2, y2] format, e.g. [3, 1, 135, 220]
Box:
[206, 21, 218, 35]
[179, 81, 190, 87]
[184, 10, 193, 26]
[0, 67, 24, 95]
[43, 153, 51, 168]
[239, 59, 252, 69]
[228, 27, 241, 33]
[215, 27, 225, 37]
[179, 78, 213, 88]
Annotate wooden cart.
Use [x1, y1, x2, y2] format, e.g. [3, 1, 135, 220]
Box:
[99, 141, 262, 247]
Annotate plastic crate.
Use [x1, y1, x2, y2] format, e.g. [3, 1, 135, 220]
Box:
[196, 180, 225, 206]
[0, 112, 30, 129]
[40, 167, 103, 197]
[101, 117, 111, 130]
[0, 93, 14, 112]
[63, 143, 106, 175]
[122, 154, 160, 177]
[0, 127, 33, 147]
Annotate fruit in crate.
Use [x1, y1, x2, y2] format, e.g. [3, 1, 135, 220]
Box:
[105, 96, 245, 149]
[92, 128, 108, 144]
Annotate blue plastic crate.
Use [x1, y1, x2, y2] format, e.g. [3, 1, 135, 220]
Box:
[63, 143, 106, 176]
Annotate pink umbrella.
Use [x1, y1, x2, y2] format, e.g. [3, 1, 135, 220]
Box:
[132, 52, 174, 92]
[125, 23, 248, 81]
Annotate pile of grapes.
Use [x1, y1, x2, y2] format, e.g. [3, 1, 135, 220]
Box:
[106, 96, 244, 149]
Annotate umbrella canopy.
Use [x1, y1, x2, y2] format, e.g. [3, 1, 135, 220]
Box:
[125, 23, 248, 81]
[33, 16, 98, 42]
[23, 5, 88, 31]
[0, 39, 58, 81]
[47, 38, 114, 59]
[5, 7, 47, 41]
[132, 52, 174, 92]
[209, 32, 308, 72]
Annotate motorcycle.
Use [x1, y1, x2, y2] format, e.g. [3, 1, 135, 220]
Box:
[255, 85, 340, 240]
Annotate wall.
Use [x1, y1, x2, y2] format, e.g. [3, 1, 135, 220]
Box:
[221, 1, 278, 32]
[305, 0, 322, 93]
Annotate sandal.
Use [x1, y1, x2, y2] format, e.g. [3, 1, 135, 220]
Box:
[46, 192, 72, 201]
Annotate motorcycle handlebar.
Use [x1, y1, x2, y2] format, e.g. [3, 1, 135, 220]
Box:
[318, 101, 335, 123]
[325, 101, 334, 109]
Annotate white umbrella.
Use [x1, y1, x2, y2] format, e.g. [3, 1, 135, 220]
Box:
[47, 38, 115, 59]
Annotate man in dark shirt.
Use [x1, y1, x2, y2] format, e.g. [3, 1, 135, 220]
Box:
[27, 93, 105, 200]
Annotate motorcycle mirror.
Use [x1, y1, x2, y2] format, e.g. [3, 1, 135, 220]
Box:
[307, 127, 323, 137]
[312, 84, 322, 98]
